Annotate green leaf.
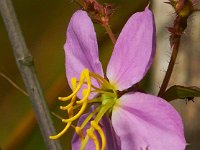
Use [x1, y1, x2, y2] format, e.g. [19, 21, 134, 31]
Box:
[161, 85, 200, 101]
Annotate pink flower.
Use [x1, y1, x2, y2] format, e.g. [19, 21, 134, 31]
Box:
[50, 8, 186, 150]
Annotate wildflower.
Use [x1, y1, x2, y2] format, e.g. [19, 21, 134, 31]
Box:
[50, 8, 186, 150]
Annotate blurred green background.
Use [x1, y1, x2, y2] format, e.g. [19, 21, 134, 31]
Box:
[0, 0, 200, 149]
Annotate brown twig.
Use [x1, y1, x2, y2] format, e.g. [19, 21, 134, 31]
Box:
[158, 38, 180, 96]
[103, 24, 116, 44]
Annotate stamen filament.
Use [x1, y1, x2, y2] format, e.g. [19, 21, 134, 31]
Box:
[62, 101, 87, 123]
[76, 70, 91, 104]
[89, 72, 111, 89]
[91, 121, 106, 150]
[49, 122, 71, 139]
[76, 89, 89, 104]
[89, 73, 108, 88]
[59, 69, 88, 101]
[86, 128, 100, 150]
[75, 126, 84, 141]
[80, 106, 101, 129]
[91, 84, 101, 90]
[60, 77, 78, 110]
[71, 77, 77, 89]
[50, 68, 118, 150]
[60, 95, 76, 110]
[80, 131, 91, 150]
[95, 101, 114, 122]
[92, 90, 115, 97]
[67, 107, 74, 117]
[80, 102, 114, 150]
[87, 98, 102, 103]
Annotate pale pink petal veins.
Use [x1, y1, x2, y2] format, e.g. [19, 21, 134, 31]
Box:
[106, 8, 156, 91]
[112, 92, 186, 150]
[65, 10, 103, 88]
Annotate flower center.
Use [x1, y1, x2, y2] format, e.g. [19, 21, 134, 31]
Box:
[49, 68, 118, 150]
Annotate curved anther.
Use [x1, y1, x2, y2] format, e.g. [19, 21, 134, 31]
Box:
[60, 95, 76, 110]
[76, 70, 91, 104]
[60, 77, 77, 110]
[76, 89, 90, 104]
[91, 121, 106, 150]
[49, 122, 71, 140]
[89, 72, 111, 88]
[62, 101, 88, 123]
[50, 68, 118, 144]
[58, 69, 89, 101]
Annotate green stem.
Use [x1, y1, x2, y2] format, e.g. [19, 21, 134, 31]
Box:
[158, 37, 181, 97]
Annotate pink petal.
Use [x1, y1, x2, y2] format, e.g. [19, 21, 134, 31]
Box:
[65, 10, 103, 88]
[106, 8, 156, 91]
[112, 92, 186, 150]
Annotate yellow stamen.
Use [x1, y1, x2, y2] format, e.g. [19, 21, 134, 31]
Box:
[62, 101, 87, 123]
[62, 69, 91, 122]
[71, 77, 77, 90]
[67, 107, 74, 117]
[60, 78, 77, 110]
[92, 89, 115, 97]
[76, 70, 91, 104]
[89, 72, 112, 89]
[80, 106, 100, 129]
[86, 128, 100, 150]
[76, 89, 89, 104]
[58, 69, 89, 101]
[50, 68, 118, 150]
[91, 121, 106, 150]
[75, 126, 84, 141]
[90, 71, 117, 96]
[49, 103, 75, 139]
[49, 122, 71, 139]
[60, 94, 76, 110]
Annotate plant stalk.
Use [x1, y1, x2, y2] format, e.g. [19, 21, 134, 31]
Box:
[104, 24, 116, 44]
[0, 0, 61, 149]
[158, 37, 181, 97]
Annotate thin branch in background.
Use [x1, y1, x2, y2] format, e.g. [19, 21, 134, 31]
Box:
[0, 72, 28, 96]
[51, 112, 63, 121]
[0, 0, 61, 149]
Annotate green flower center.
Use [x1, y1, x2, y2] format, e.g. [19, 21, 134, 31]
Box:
[49, 68, 118, 150]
